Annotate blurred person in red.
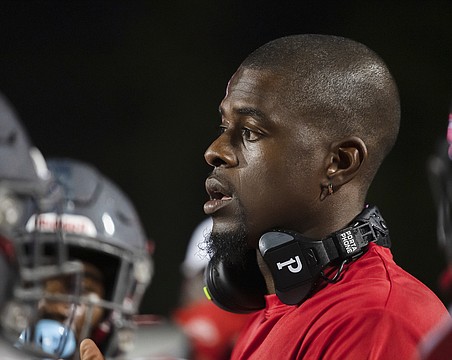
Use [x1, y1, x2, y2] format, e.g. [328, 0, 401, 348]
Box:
[418, 103, 452, 360]
[172, 217, 252, 360]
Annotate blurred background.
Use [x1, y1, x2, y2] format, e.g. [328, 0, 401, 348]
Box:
[0, 0, 451, 316]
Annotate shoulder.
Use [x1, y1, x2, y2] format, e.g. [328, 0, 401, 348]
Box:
[233, 244, 448, 359]
[302, 308, 427, 359]
[303, 244, 447, 325]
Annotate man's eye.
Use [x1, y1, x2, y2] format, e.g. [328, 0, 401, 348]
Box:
[242, 128, 260, 142]
[218, 125, 227, 135]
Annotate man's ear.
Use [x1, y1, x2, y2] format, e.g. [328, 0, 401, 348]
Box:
[323, 137, 368, 192]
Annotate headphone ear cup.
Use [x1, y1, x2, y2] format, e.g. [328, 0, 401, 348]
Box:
[204, 250, 267, 314]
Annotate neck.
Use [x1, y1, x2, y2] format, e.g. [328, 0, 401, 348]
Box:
[254, 201, 367, 295]
[256, 249, 275, 294]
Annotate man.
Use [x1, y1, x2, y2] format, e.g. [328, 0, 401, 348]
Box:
[80, 34, 449, 359]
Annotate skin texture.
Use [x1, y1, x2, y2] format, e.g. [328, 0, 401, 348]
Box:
[39, 262, 106, 344]
[80, 338, 104, 360]
[205, 67, 364, 237]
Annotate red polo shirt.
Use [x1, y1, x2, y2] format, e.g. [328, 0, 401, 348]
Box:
[232, 243, 449, 359]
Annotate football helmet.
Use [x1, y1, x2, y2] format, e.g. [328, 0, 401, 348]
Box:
[6, 158, 153, 359]
[0, 92, 53, 239]
[0, 92, 56, 315]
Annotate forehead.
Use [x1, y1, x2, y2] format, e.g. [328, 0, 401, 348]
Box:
[225, 67, 279, 97]
[220, 67, 296, 127]
[221, 68, 282, 109]
[45, 262, 103, 285]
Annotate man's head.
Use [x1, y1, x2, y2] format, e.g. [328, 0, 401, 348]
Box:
[37, 261, 106, 344]
[203, 34, 400, 263]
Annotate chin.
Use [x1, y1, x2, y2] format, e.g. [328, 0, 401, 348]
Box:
[205, 222, 249, 264]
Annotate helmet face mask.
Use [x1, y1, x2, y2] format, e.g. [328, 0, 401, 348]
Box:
[2, 159, 153, 359]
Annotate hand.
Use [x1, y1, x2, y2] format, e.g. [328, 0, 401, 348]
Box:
[79, 339, 104, 360]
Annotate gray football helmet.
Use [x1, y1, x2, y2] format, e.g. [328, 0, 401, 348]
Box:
[0, 92, 63, 359]
[0, 92, 56, 313]
[5, 158, 153, 359]
[0, 92, 54, 240]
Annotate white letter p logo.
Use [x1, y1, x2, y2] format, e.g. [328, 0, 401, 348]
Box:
[276, 256, 303, 273]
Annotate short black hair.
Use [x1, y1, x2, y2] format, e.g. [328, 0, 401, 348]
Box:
[241, 34, 400, 186]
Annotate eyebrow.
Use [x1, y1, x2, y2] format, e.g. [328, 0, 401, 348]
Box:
[237, 107, 266, 119]
[219, 106, 269, 123]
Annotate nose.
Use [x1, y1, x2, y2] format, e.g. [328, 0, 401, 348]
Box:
[40, 300, 73, 322]
[204, 134, 238, 168]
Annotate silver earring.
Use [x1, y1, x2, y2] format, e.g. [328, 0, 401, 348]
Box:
[327, 183, 333, 195]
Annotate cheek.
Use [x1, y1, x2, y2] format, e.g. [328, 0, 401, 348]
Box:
[74, 300, 105, 333]
[237, 160, 292, 227]
[90, 306, 105, 326]
[238, 155, 320, 227]
[240, 151, 297, 202]
[74, 304, 103, 321]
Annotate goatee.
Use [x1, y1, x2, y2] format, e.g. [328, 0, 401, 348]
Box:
[201, 222, 249, 266]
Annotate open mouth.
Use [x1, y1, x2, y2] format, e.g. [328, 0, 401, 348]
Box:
[204, 177, 233, 214]
[208, 188, 231, 201]
[205, 177, 231, 199]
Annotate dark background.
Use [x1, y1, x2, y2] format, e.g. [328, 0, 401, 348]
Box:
[1, 0, 451, 316]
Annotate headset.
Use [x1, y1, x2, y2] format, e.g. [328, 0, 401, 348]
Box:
[204, 205, 390, 313]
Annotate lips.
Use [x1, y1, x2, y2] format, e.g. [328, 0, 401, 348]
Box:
[204, 177, 233, 215]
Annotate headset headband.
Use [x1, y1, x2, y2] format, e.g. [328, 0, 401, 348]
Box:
[259, 205, 390, 305]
